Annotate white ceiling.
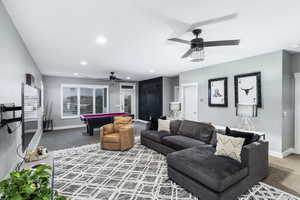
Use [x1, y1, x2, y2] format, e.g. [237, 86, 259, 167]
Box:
[3, 0, 300, 80]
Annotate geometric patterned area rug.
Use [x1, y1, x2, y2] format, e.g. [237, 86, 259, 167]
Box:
[51, 143, 300, 200]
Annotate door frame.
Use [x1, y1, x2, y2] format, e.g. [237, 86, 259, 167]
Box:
[174, 86, 179, 101]
[120, 82, 136, 117]
[180, 82, 198, 121]
[294, 73, 300, 154]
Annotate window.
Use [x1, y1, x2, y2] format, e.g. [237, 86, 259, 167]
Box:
[61, 84, 109, 118]
[62, 87, 78, 117]
[95, 88, 107, 113]
[80, 88, 93, 114]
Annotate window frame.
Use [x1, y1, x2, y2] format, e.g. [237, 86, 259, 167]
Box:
[61, 84, 109, 119]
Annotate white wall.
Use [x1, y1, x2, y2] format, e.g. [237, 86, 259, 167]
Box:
[180, 51, 285, 154]
[282, 51, 294, 152]
[162, 76, 179, 116]
[162, 77, 172, 116]
[0, 1, 43, 179]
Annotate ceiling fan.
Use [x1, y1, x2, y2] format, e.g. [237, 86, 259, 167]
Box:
[108, 72, 122, 81]
[169, 29, 240, 62]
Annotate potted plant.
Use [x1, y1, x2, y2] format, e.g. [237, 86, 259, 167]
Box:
[0, 165, 65, 200]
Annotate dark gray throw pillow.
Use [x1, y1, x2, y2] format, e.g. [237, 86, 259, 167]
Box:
[225, 127, 260, 146]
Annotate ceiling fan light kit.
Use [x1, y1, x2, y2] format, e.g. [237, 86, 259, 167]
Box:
[189, 48, 205, 61]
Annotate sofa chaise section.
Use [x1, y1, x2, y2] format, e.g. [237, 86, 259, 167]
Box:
[167, 141, 268, 200]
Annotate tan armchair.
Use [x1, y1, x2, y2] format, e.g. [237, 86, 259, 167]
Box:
[100, 116, 134, 151]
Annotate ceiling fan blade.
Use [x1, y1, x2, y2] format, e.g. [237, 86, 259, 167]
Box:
[181, 48, 194, 58]
[168, 38, 190, 45]
[135, 4, 190, 37]
[187, 13, 238, 32]
[204, 40, 240, 47]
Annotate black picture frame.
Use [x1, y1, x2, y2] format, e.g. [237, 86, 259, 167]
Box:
[234, 72, 262, 108]
[208, 77, 228, 107]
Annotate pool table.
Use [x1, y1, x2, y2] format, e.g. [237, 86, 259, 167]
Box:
[80, 113, 134, 136]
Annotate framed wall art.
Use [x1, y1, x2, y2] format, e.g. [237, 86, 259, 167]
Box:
[208, 77, 228, 107]
[234, 72, 262, 107]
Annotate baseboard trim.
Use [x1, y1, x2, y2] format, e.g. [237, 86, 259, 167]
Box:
[53, 124, 86, 131]
[269, 148, 295, 158]
[282, 148, 295, 157]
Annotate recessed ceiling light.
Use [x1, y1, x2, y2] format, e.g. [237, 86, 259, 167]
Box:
[96, 35, 107, 45]
[74, 72, 79, 76]
[80, 61, 88, 66]
[126, 77, 131, 80]
[149, 69, 155, 73]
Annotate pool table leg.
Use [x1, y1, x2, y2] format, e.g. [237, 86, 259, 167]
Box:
[89, 127, 94, 136]
[82, 124, 94, 136]
[87, 124, 94, 136]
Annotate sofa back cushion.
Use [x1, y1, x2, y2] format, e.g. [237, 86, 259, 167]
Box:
[170, 120, 182, 135]
[177, 120, 215, 143]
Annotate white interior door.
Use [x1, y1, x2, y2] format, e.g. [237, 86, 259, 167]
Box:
[120, 83, 136, 117]
[182, 84, 198, 121]
[295, 74, 300, 154]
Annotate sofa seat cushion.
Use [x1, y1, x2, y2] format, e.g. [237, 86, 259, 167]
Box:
[102, 133, 120, 143]
[141, 130, 174, 143]
[167, 146, 248, 192]
[141, 130, 161, 143]
[161, 136, 208, 150]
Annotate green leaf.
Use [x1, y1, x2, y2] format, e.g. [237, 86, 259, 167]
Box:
[36, 171, 51, 178]
[10, 171, 21, 179]
[35, 165, 52, 173]
[22, 183, 36, 194]
[10, 194, 22, 200]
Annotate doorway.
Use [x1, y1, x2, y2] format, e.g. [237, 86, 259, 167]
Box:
[120, 83, 136, 117]
[181, 83, 198, 121]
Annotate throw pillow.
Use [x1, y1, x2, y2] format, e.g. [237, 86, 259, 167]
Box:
[158, 119, 171, 132]
[225, 127, 259, 146]
[215, 134, 245, 162]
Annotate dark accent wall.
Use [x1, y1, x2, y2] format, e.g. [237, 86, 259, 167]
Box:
[138, 77, 163, 121]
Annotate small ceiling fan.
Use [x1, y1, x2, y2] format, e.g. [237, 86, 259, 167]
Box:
[108, 72, 122, 81]
[169, 29, 240, 62]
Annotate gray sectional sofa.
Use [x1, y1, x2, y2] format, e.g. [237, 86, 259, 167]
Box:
[141, 120, 269, 200]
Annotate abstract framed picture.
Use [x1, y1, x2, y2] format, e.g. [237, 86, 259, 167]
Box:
[234, 72, 262, 107]
[208, 77, 228, 107]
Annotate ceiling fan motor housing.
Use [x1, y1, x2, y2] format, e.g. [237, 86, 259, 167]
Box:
[191, 38, 204, 49]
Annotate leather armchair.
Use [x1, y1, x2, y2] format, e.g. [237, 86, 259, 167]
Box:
[100, 116, 134, 151]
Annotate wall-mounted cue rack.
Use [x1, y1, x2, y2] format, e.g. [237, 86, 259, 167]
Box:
[0, 104, 22, 128]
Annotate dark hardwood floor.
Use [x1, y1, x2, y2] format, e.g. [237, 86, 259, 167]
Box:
[39, 128, 100, 151]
